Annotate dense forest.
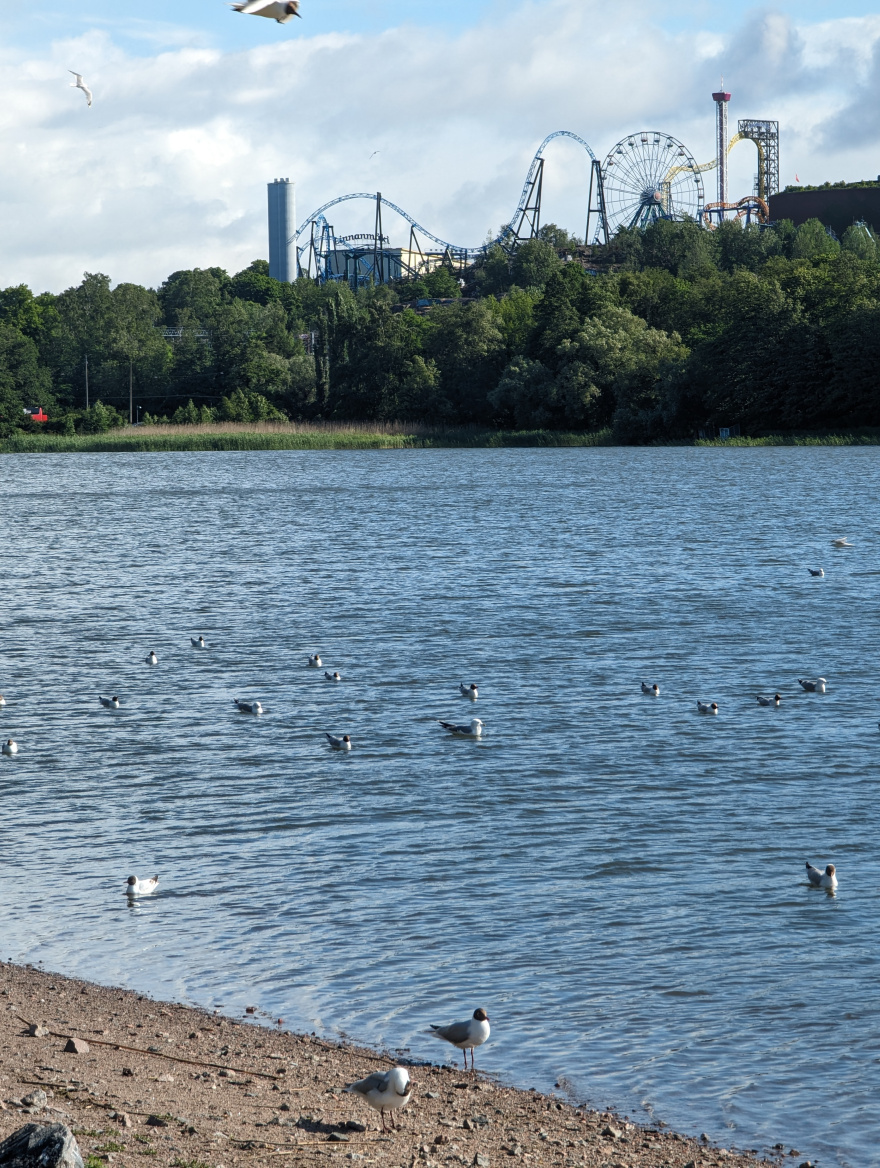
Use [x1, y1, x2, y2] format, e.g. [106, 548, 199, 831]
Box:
[2, 214, 880, 442]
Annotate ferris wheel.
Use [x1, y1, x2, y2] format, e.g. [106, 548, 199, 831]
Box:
[602, 131, 705, 234]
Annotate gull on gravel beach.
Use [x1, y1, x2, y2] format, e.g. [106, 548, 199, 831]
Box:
[756, 694, 782, 707]
[798, 677, 826, 693]
[233, 699, 263, 714]
[806, 861, 838, 890]
[69, 71, 92, 107]
[641, 682, 660, 696]
[126, 875, 159, 897]
[308, 654, 322, 668]
[2, 739, 18, 756]
[831, 538, 853, 547]
[145, 651, 158, 666]
[191, 636, 207, 649]
[809, 568, 825, 577]
[326, 733, 351, 751]
[230, 0, 302, 22]
[99, 695, 120, 709]
[459, 682, 479, 700]
[344, 1067, 411, 1131]
[697, 701, 718, 715]
[439, 718, 483, 737]
[325, 671, 342, 682]
[428, 1008, 490, 1071]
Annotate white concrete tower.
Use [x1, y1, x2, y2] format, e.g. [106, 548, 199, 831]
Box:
[712, 87, 731, 208]
[268, 178, 296, 283]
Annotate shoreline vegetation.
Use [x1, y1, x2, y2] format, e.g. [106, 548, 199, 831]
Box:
[0, 421, 879, 454]
[0, 962, 780, 1168]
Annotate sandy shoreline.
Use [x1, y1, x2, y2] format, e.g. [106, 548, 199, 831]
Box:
[0, 963, 790, 1168]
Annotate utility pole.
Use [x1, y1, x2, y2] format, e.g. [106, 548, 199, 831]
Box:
[85, 354, 89, 410]
[129, 357, 133, 425]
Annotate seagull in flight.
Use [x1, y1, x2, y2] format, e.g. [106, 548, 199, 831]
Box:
[69, 71, 93, 107]
[230, 0, 302, 22]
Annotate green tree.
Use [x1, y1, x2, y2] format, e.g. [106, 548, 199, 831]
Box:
[791, 219, 840, 260]
[511, 238, 561, 290]
[841, 223, 878, 261]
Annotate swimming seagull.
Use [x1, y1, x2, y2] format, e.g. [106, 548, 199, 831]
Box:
[230, 0, 301, 22]
[233, 698, 263, 714]
[191, 636, 207, 649]
[798, 677, 827, 693]
[325, 671, 342, 682]
[697, 701, 718, 715]
[126, 875, 159, 897]
[428, 1008, 491, 1071]
[69, 71, 92, 107]
[326, 733, 351, 751]
[641, 682, 660, 696]
[808, 568, 825, 577]
[308, 654, 322, 668]
[344, 1067, 411, 1132]
[459, 682, 479, 700]
[830, 538, 853, 547]
[756, 694, 782, 707]
[0, 694, 6, 706]
[439, 718, 483, 737]
[145, 651, 158, 666]
[99, 695, 120, 709]
[806, 861, 838, 890]
[2, 739, 18, 756]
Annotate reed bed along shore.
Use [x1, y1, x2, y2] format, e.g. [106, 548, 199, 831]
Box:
[0, 963, 784, 1168]
[0, 422, 878, 454]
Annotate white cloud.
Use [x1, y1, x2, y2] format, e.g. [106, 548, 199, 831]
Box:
[2, 0, 880, 293]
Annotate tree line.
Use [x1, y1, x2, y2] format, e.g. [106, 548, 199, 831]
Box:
[1, 215, 879, 441]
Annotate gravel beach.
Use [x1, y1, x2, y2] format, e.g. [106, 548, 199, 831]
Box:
[0, 963, 789, 1168]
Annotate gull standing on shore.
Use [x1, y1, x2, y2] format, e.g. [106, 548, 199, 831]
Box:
[806, 862, 838, 890]
[344, 1067, 411, 1131]
[126, 875, 159, 897]
[69, 71, 93, 107]
[428, 1008, 490, 1070]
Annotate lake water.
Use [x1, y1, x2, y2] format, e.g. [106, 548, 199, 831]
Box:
[1, 447, 877, 1167]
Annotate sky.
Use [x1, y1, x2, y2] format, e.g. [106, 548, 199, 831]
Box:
[2, 0, 880, 292]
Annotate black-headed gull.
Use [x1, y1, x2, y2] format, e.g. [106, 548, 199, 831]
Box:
[756, 694, 782, 707]
[308, 654, 322, 668]
[2, 739, 18, 756]
[326, 733, 351, 751]
[230, 0, 301, 22]
[440, 718, 483, 737]
[428, 1008, 490, 1070]
[325, 671, 342, 682]
[808, 568, 824, 577]
[806, 861, 838, 890]
[798, 677, 826, 693]
[191, 636, 207, 649]
[696, 701, 718, 715]
[344, 1067, 411, 1132]
[0, 694, 6, 706]
[641, 682, 660, 696]
[233, 698, 263, 714]
[99, 695, 120, 709]
[126, 875, 159, 897]
[69, 71, 92, 107]
[145, 651, 158, 666]
[830, 538, 852, 547]
[459, 682, 478, 700]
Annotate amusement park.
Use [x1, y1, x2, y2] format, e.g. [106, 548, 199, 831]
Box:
[268, 89, 780, 288]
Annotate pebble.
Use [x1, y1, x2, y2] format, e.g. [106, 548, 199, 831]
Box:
[62, 1038, 89, 1055]
[27, 1024, 49, 1038]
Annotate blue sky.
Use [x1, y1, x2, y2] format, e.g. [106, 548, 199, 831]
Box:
[2, 0, 880, 290]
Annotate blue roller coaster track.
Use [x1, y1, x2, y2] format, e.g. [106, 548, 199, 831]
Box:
[294, 131, 609, 284]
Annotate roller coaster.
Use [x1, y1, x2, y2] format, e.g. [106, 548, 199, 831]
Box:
[294, 116, 779, 286]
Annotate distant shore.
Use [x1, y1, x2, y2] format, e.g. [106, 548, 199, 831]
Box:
[1, 421, 880, 454]
[0, 962, 779, 1168]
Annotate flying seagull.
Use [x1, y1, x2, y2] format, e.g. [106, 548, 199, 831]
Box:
[69, 71, 93, 107]
[230, 0, 301, 22]
[345, 1067, 411, 1132]
[428, 1008, 491, 1071]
